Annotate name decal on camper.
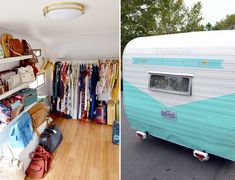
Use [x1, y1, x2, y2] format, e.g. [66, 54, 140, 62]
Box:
[161, 110, 177, 121]
[132, 57, 223, 69]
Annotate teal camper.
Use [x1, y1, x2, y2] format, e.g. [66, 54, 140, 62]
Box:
[123, 30, 235, 161]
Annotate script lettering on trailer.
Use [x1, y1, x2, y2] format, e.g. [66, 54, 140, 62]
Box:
[161, 110, 177, 121]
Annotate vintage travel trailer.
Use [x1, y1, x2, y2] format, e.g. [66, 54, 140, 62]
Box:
[123, 30, 235, 161]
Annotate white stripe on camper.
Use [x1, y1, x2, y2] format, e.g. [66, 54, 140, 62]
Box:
[123, 30, 235, 107]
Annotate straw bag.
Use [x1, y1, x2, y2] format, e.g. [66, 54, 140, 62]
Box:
[0, 145, 25, 180]
[0, 44, 4, 58]
[1, 33, 13, 58]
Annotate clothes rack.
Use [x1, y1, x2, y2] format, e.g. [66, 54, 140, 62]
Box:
[51, 58, 119, 123]
[54, 57, 119, 61]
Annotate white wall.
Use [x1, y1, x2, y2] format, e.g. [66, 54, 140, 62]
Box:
[43, 32, 119, 58]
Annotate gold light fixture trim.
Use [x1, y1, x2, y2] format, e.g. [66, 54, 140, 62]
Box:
[43, 2, 85, 17]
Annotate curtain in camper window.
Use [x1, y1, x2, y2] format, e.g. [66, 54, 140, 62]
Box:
[149, 73, 192, 96]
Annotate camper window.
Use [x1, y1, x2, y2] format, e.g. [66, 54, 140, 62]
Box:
[148, 72, 192, 96]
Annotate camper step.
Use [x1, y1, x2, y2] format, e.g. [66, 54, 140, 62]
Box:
[136, 131, 148, 141]
[193, 150, 209, 162]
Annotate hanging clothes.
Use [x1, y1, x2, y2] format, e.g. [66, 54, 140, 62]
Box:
[51, 61, 100, 121]
[89, 64, 99, 119]
[51, 59, 119, 122]
[96, 62, 108, 95]
[110, 61, 119, 102]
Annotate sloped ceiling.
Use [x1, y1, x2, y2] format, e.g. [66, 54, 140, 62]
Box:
[0, 0, 119, 57]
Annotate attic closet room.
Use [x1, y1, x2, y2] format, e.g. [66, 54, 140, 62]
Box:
[0, 1, 119, 180]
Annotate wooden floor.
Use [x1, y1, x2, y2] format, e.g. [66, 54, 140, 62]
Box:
[28, 115, 119, 180]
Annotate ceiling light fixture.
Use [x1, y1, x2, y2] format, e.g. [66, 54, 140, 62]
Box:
[43, 2, 85, 20]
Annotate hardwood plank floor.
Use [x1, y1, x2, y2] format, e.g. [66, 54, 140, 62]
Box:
[27, 115, 119, 180]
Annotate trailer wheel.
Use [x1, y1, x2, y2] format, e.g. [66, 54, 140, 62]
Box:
[136, 131, 148, 141]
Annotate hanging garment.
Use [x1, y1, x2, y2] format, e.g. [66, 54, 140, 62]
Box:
[72, 64, 78, 119]
[84, 75, 88, 111]
[110, 62, 117, 89]
[86, 64, 91, 116]
[64, 64, 73, 118]
[52, 61, 60, 97]
[80, 65, 87, 120]
[96, 62, 108, 95]
[89, 64, 99, 119]
[59, 63, 66, 113]
[77, 65, 81, 119]
[110, 61, 119, 102]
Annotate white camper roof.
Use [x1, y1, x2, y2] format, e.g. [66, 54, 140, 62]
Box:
[125, 30, 235, 51]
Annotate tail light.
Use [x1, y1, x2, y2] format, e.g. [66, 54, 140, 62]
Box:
[136, 131, 147, 140]
[193, 150, 209, 162]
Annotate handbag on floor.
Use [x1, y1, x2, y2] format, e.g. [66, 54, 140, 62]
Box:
[0, 145, 25, 180]
[9, 112, 34, 148]
[26, 145, 52, 179]
[96, 101, 107, 124]
[39, 125, 63, 154]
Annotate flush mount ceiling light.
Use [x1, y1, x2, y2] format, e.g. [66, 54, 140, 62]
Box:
[43, 2, 85, 20]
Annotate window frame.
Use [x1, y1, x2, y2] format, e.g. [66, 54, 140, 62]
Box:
[148, 71, 194, 96]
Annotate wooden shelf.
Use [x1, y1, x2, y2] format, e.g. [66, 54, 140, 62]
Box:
[0, 55, 32, 64]
[0, 81, 33, 100]
[0, 102, 37, 132]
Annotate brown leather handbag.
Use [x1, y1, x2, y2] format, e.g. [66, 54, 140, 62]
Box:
[20, 39, 38, 66]
[26, 145, 52, 179]
[8, 39, 24, 57]
[1, 33, 13, 58]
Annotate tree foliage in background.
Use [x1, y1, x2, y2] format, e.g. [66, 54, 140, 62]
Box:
[205, 22, 213, 31]
[121, 0, 204, 53]
[213, 14, 235, 30]
[121, 0, 157, 53]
